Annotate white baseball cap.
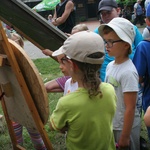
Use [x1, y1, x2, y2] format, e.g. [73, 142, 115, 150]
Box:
[98, 17, 135, 54]
[52, 31, 104, 64]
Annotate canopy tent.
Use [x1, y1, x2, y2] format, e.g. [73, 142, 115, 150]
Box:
[33, 0, 60, 12]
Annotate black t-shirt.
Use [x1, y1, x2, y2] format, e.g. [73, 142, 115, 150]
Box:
[56, 0, 75, 33]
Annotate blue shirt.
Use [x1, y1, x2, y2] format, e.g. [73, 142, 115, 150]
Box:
[133, 40, 150, 112]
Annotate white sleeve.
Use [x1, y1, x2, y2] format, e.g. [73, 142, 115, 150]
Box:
[142, 28, 150, 40]
[64, 78, 71, 95]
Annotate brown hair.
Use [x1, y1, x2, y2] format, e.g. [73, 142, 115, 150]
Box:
[72, 52, 104, 98]
[102, 26, 114, 34]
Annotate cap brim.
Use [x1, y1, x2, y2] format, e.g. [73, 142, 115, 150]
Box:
[98, 6, 113, 13]
[52, 46, 64, 57]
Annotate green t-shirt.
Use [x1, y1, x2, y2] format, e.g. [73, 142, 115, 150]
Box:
[50, 82, 116, 150]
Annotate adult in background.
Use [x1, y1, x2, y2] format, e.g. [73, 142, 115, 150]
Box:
[133, 0, 144, 26]
[51, 0, 75, 34]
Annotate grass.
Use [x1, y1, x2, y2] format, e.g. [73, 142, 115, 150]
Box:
[0, 57, 150, 150]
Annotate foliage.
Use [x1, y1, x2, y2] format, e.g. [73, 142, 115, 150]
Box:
[116, 0, 136, 5]
[33, 0, 60, 12]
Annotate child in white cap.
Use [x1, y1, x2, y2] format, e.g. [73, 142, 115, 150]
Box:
[49, 31, 117, 150]
[99, 17, 141, 150]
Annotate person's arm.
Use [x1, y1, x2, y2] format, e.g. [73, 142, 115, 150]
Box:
[134, 3, 137, 16]
[134, 8, 136, 16]
[52, 8, 57, 20]
[42, 49, 53, 56]
[42, 49, 58, 61]
[50, 122, 68, 133]
[52, 1, 74, 26]
[44, 80, 63, 93]
[49, 98, 69, 134]
[118, 92, 137, 148]
[144, 106, 150, 127]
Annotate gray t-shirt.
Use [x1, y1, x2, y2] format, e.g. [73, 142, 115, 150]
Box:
[105, 59, 140, 130]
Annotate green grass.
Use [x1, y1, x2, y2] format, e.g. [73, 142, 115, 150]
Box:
[33, 58, 62, 82]
[0, 57, 150, 150]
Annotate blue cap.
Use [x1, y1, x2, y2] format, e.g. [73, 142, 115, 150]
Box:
[146, 4, 150, 17]
[98, 0, 118, 14]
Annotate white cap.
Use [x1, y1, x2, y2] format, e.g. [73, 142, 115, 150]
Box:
[52, 31, 105, 64]
[98, 17, 135, 54]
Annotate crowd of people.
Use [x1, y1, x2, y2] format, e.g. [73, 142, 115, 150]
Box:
[43, 0, 150, 150]
[2, 0, 150, 149]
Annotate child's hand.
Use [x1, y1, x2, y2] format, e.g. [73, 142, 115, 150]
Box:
[42, 49, 53, 56]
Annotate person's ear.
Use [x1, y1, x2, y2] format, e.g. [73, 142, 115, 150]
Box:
[116, 8, 121, 15]
[124, 42, 130, 54]
[68, 60, 79, 71]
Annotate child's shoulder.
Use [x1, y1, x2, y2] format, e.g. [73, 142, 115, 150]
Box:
[100, 82, 114, 90]
[100, 83, 116, 97]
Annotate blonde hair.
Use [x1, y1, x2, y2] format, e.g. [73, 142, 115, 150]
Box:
[10, 32, 24, 48]
[71, 24, 89, 34]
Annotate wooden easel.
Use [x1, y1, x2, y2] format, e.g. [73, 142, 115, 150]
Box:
[0, 22, 53, 149]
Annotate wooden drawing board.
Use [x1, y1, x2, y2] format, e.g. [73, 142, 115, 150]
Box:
[0, 22, 49, 129]
[0, 21, 53, 149]
[0, 40, 49, 128]
[0, 0, 67, 51]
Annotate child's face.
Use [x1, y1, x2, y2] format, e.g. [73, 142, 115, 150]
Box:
[57, 54, 70, 76]
[103, 31, 128, 57]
